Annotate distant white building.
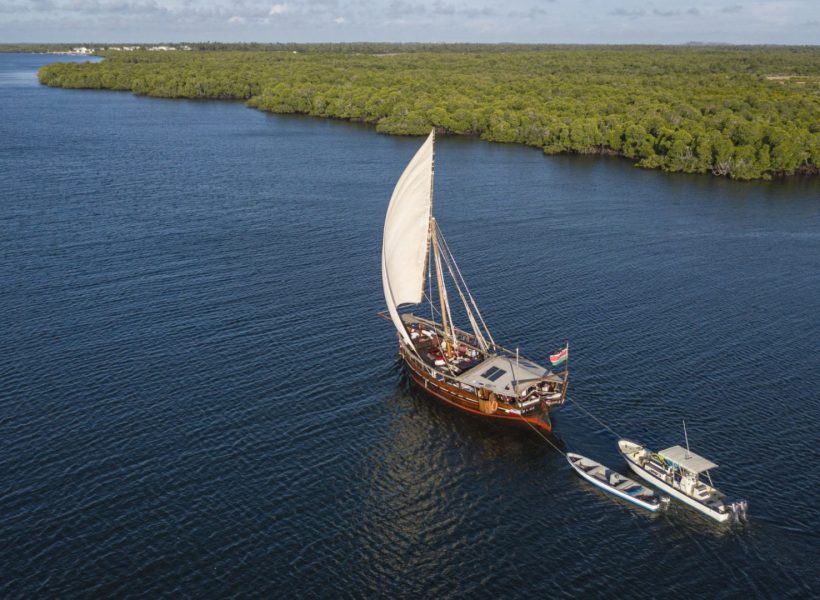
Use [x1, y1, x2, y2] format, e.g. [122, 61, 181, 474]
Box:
[65, 44, 188, 54]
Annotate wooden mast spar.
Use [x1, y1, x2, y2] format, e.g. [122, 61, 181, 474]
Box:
[431, 219, 453, 358]
[427, 128, 453, 359]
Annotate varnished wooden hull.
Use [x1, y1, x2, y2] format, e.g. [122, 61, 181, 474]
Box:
[400, 346, 554, 434]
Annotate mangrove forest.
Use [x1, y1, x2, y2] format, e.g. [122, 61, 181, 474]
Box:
[36, 45, 820, 180]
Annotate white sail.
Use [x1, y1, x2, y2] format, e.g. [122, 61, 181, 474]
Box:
[382, 129, 435, 348]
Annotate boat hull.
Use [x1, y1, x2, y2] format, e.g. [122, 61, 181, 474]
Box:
[401, 347, 553, 433]
[567, 453, 663, 512]
[618, 441, 731, 523]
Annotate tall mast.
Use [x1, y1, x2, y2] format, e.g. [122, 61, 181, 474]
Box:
[427, 128, 452, 357]
[431, 219, 452, 357]
[429, 128, 436, 211]
[426, 127, 436, 321]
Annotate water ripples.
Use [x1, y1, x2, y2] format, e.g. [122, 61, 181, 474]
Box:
[1, 53, 819, 598]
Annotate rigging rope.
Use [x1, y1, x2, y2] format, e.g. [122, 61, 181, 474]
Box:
[516, 414, 567, 457]
[511, 397, 625, 459]
[430, 221, 456, 348]
[567, 396, 624, 440]
[436, 225, 497, 349]
[437, 229, 488, 352]
[423, 292, 442, 317]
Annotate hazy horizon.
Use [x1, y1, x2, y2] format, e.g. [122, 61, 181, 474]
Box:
[6, 41, 820, 47]
[2, 1, 818, 45]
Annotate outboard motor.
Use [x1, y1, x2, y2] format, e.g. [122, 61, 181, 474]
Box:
[729, 500, 749, 523]
[740, 500, 749, 522]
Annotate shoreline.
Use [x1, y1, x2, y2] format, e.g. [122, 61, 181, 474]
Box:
[41, 76, 820, 181]
[35, 48, 820, 182]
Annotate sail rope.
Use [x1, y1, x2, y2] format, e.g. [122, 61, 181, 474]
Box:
[516, 415, 567, 457]
[436, 229, 488, 352]
[435, 225, 496, 350]
[513, 398, 626, 459]
[423, 292, 442, 317]
[509, 395, 626, 457]
[435, 235, 457, 348]
[567, 396, 625, 440]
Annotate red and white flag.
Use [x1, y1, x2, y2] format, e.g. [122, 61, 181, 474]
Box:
[550, 345, 568, 366]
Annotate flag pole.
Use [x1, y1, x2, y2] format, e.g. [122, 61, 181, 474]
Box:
[563, 341, 569, 373]
[560, 341, 569, 404]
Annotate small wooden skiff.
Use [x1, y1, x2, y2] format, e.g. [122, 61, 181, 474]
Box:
[567, 452, 668, 512]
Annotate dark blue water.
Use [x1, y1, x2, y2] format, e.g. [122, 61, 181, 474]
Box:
[1, 53, 819, 598]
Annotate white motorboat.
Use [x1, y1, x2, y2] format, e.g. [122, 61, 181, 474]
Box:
[567, 452, 668, 512]
[618, 438, 748, 523]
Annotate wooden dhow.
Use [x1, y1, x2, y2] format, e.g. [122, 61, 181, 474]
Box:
[381, 130, 569, 433]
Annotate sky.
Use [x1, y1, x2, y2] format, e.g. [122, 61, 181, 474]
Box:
[1, 0, 818, 44]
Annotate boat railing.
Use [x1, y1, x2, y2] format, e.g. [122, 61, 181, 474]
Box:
[407, 313, 516, 357]
[399, 320, 567, 411]
[406, 313, 569, 384]
[409, 314, 565, 383]
[402, 346, 482, 395]
[402, 346, 545, 413]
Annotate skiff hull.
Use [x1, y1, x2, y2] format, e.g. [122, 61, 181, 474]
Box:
[567, 452, 665, 512]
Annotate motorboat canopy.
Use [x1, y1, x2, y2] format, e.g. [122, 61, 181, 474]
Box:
[659, 445, 719, 474]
